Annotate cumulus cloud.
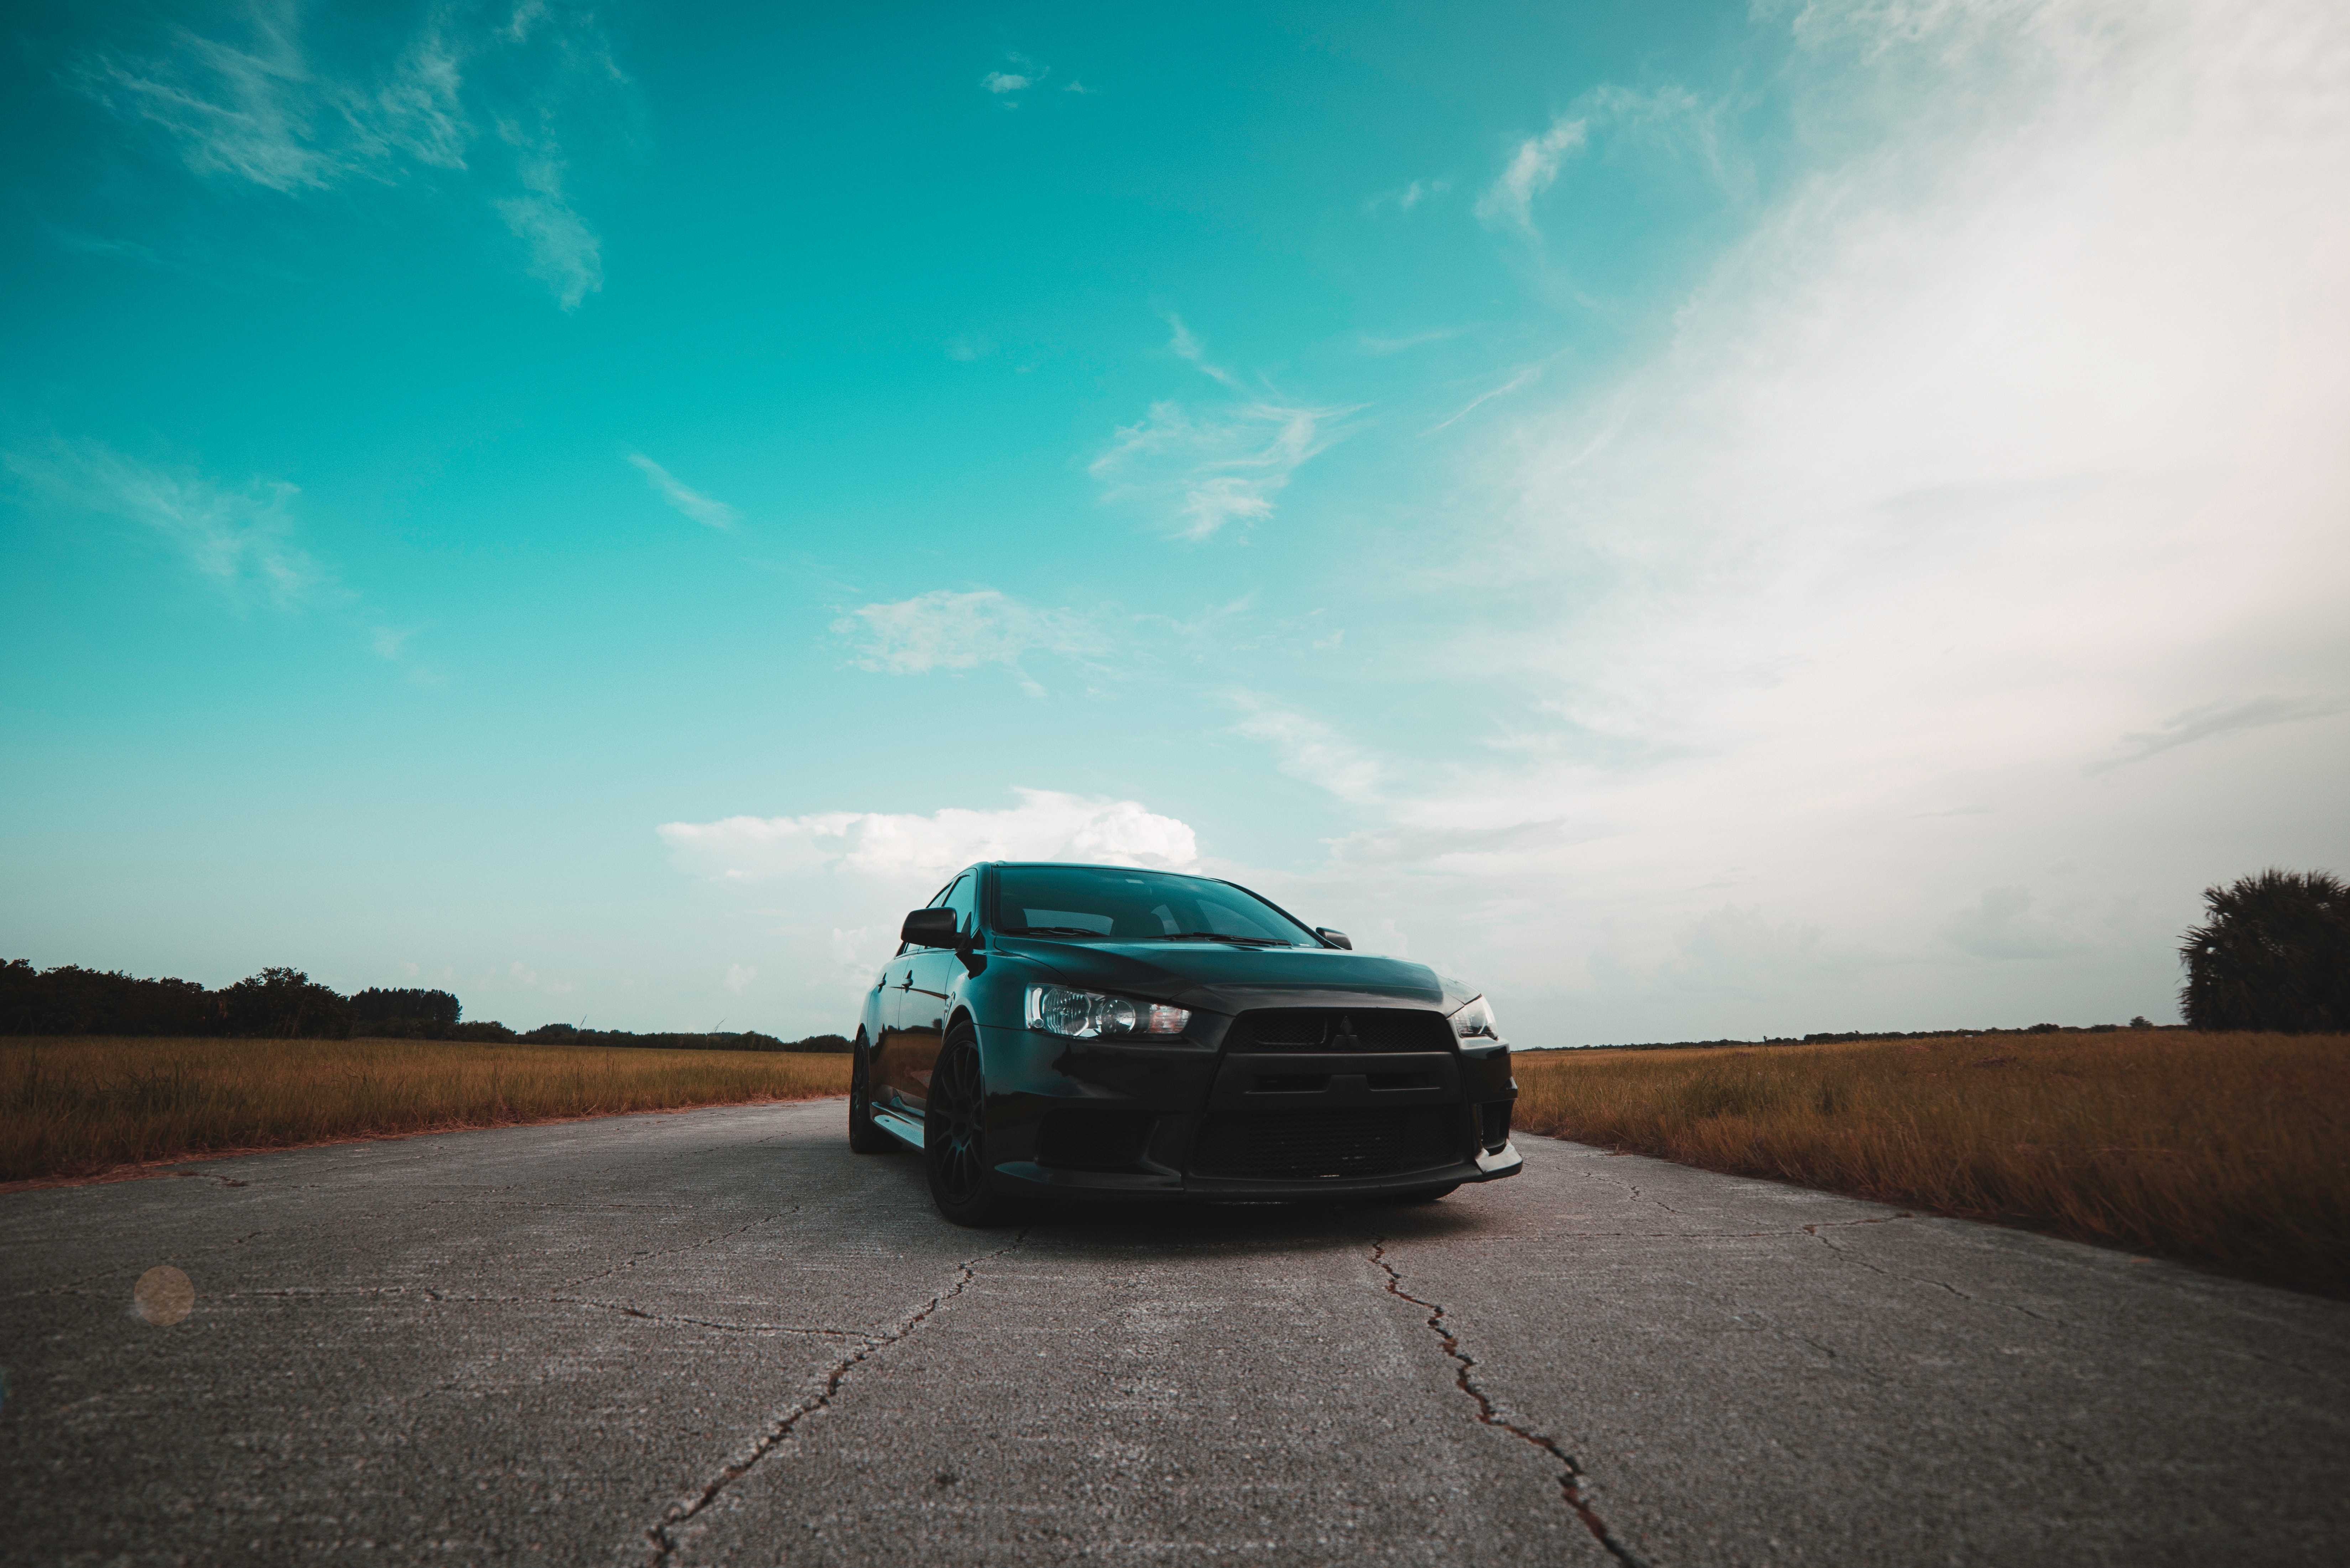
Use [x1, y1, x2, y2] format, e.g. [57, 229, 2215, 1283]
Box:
[627, 453, 739, 528]
[833, 589, 1107, 685]
[982, 71, 1031, 94]
[3, 439, 328, 608]
[656, 788, 1199, 1026]
[659, 788, 1198, 886]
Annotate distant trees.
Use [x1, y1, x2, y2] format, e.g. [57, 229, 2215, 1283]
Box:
[2180, 869, 2350, 1032]
[520, 1024, 852, 1053]
[220, 968, 353, 1038]
[2, 958, 851, 1048]
[0, 961, 349, 1037]
[351, 988, 462, 1029]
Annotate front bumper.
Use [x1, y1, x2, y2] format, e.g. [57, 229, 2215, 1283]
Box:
[962, 1021, 1524, 1202]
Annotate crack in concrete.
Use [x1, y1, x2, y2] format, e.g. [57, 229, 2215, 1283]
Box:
[11, 1231, 271, 1301]
[1370, 1240, 1650, 1568]
[641, 1234, 1025, 1562]
[1808, 1230, 2061, 1323]
[550, 1296, 862, 1337]
[233, 1284, 863, 1337]
[556, 1210, 795, 1292]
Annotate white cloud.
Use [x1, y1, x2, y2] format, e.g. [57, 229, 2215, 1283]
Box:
[72, 5, 620, 309]
[1475, 87, 1727, 241]
[1165, 314, 1243, 390]
[676, 788, 1196, 1021]
[1209, 0, 2350, 1043]
[834, 589, 1107, 684]
[1091, 390, 1355, 540]
[1476, 117, 1587, 232]
[1424, 366, 1541, 433]
[3, 439, 328, 608]
[1357, 328, 1459, 355]
[660, 787, 1198, 887]
[2084, 695, 2341, 775]
[1368, 178, 1449, 214]
[1091, 318, 1358, 538]
[724, 963, 756, 994]
[982, 71, 1032, 94]
[498, 153, 601, 310]
[627, 453, 739, 528]
[1230, 696, 1386, 804]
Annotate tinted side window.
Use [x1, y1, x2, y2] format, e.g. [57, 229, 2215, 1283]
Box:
[899, 875, 960, 955]
[943, 872, 979, 937]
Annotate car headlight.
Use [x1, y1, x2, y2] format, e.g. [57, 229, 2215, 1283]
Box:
[1024, 984, 1192, 1040]
[1450, 995, 1501, 1040]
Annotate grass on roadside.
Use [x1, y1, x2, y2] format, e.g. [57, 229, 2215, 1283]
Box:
[1511, 1031, 2350, 1296]
[1, 1036, 852, 1184]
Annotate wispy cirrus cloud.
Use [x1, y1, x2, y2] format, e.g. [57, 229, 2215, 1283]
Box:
[834, 589, 1107, 690]
[1476, 117, 1587, 233]
[627, 453, 739, 529]
[1229, 694, 1385, 804]
[1424, 365, 1541, 433]
[1476, 87, 1725, 239]
[1091, 318, 1356, 540]
[2084, 696, 2342, 775]
[498, 149, 601, 309]
[1366, 177, 1448, 214]
[69, 2, 629, 309]
[2, 438, 331, 609]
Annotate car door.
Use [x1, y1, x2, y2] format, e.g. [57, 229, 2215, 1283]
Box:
[890, 870, 976, 1115]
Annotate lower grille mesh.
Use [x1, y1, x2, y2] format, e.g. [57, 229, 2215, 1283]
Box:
[1193, 1106, 1456, 1180]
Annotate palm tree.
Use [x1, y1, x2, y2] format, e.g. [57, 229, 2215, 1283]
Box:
[2179, 869, 2349, 1032]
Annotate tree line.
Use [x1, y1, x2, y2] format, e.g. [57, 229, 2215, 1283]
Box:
[0, 962, 850, 1052]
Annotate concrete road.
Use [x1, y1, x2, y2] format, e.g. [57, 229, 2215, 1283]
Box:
[4, 1099, 2345, 1566]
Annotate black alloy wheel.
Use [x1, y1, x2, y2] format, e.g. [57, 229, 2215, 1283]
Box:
[847, 1032, 893, 1153]
[924, 1022, 1024, 1227]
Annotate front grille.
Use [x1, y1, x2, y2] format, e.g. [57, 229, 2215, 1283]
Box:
[1036, 1109, 1151, 1171]
[1192, 1106, 1457, 1180]
[1230, 1008, 1454, 1053]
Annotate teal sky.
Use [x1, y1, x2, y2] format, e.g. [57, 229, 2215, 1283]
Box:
[5, 0, 2345, 1044]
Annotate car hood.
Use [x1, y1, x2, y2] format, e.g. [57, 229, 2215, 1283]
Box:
[992, 937, 1471, 1015]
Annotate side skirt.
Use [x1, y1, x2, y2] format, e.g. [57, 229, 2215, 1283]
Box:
[870, 1106, 926, 1150]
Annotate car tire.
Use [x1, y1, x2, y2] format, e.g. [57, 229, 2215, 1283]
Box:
[924, 1021, 1026, 1228]
[1363, 1182, 1461, 1205]
[848, 1032, 894, 1153]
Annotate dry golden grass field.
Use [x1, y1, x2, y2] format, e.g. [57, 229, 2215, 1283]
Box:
[1, 1036, 852, 1186]
[1512, 1030, 2350, 1296]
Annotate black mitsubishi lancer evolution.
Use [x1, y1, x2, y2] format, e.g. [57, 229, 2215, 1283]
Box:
[849, 860, 1522, 1225]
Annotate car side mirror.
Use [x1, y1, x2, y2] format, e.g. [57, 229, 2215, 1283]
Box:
[900, 908, 961, 948]
[1315, 927, 1353, 950]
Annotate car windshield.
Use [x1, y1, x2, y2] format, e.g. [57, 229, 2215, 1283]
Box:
[993, 865, 1321, 946]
